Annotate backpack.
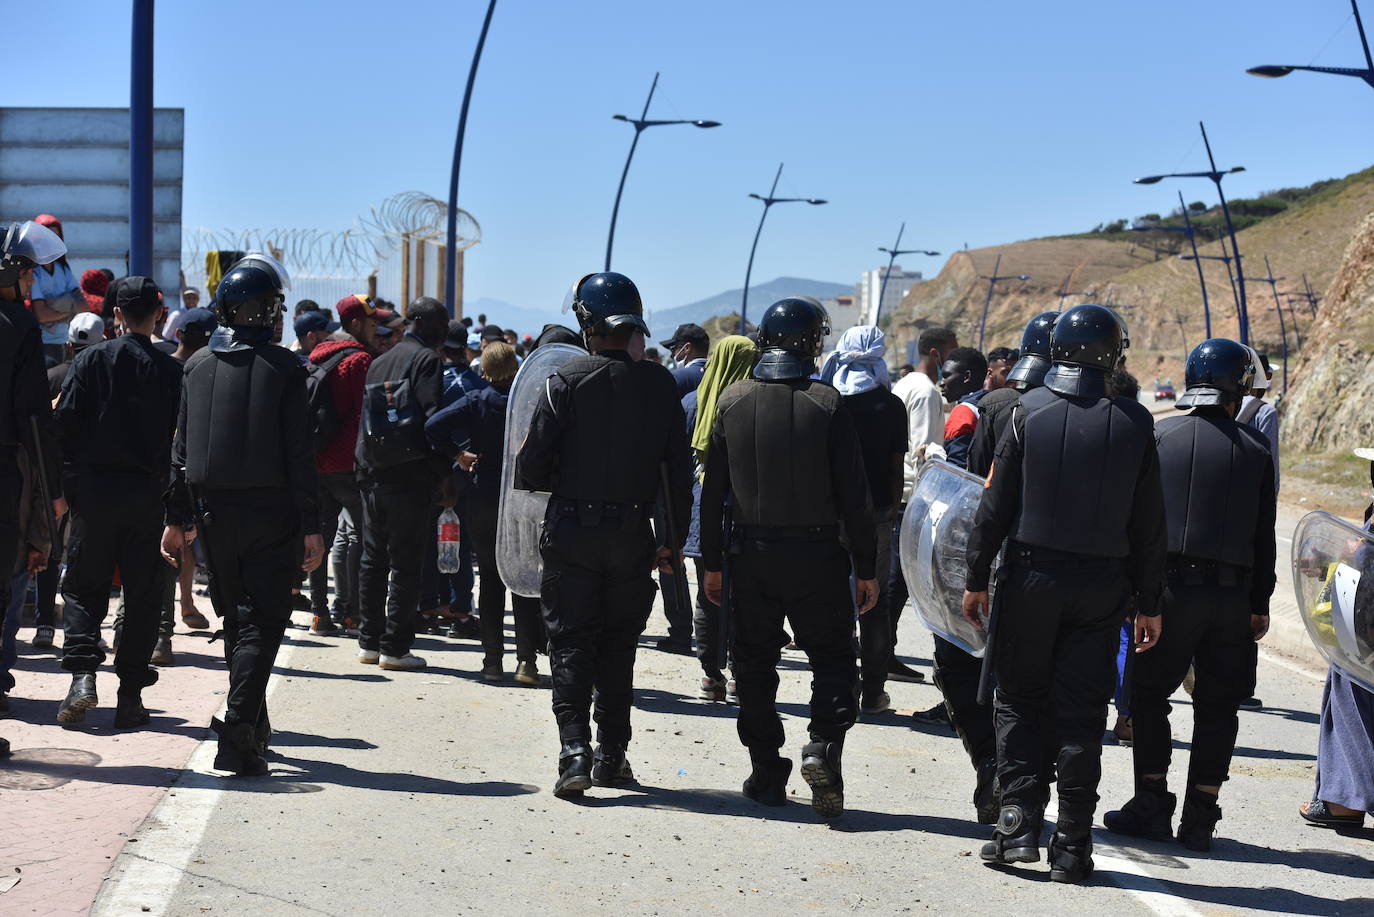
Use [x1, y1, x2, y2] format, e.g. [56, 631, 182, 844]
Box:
[305, 345, 363, 454]
[361, 375, 427, 469]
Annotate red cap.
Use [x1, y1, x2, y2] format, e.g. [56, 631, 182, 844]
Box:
[34, 213, 63, 239]
[335, 294, 376, 326]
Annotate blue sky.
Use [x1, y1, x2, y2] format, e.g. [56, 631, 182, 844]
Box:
[24, 0, 1374, 317]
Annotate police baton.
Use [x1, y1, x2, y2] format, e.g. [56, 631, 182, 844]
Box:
[717, 498, 734, 673]
[183, 479, 226, 630]
[27, 417, 57, 543]
[975, 574, 1004, 707]
[657, 462, 692, 617]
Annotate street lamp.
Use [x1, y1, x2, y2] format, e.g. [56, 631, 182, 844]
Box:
[1130, 191, 1216, 336]
[872, 222, 939, 326]
[737, 163, 827, 333]
[1247, 0, 1374, 91]
[444, 0, 498, 318]
[976, 253, 1031, 350]
[604, 72, 720, 271]
[1242, 255, 1293, 395]
[1134, 121, 1252, 344]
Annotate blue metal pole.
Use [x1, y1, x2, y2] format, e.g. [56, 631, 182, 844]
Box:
[1200, 122, 1249, 344]
[444, 0, 497, 318]
[873, 222, 904, 327]
[739, 163, 783, 334]
[977, 253, 1001, 351]
[1178, 191, 1212, 338]
[605, 73, 658, 272]
[129, 0, 155, 277]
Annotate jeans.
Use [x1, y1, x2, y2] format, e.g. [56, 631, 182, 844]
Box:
[310, 471, 364, 618]
[331, 507, 360, 621]
[467, 494, 540, 665]
[358, 476, 433, 656]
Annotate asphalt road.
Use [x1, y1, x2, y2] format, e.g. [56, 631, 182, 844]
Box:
[94, 572, 1373, 917]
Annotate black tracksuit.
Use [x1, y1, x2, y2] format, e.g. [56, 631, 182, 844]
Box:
[516, 350, 692, 750]
[967, 384, 1165, 834]
[700, 377, 875, 754]
[55, 334, 181, 687]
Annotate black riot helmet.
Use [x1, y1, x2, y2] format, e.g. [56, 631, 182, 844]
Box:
[564, 272, 649, 339]
[1043, 303, 1123, 398]
[0, 220, 67, 287]
[215, 252, 290, 328]
[753, 296, 830, 381]
[1006, 310, 1060, 390]
[1176, 338, 1255, 410]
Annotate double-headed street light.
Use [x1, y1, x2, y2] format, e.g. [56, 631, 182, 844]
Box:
[604, 72, 720, 272]
[976, 253, 1031, 350]
[1134, 121, 1251, 344]
[1248, 0, 1374, 91]
[738, 163, 827, 333]
[873, 222, 939, 326]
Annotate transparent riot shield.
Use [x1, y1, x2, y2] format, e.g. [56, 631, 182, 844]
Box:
[1292, 510, 1374, 693]
[898, 459, 993, 657]
[496, 343, 585, 597]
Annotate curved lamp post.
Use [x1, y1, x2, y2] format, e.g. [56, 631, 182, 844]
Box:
[737, 163, 826, 333]
[873, 222, 938, 325]
[444, 0, 498, 317]
[1248, 0, 1374, 90]
[604, 72, 720, 271]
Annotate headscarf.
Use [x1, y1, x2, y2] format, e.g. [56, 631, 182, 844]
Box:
[819, 325, 890, 395]
[690, 335, 759, 463]
[80, 269, 109, 313]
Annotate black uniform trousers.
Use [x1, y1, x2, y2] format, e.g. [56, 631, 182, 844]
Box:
[934, 636, 996, 766]
[858, 507, 895, 696]
[539, 511, 656, 748]
[1130, 565, 1255, 789]
[467, 493, 541, 666]
[309, 470, 364, 619]
[358, 475, 432, 657]
[732, 535, 858, 752]
[200, 489, 300, 726]
[885, 510, 909, 656]
[994, 550, 1129, 828]
[60, 473, 165, 687]
[655, 507, 693, 647]
[0, 448, 20, 615]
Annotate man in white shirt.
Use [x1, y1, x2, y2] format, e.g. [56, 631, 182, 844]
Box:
[886, 326, 958, 684]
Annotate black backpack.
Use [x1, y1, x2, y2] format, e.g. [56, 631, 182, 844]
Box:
[305, 345, 363, 454]
[361, 375, 428, 469]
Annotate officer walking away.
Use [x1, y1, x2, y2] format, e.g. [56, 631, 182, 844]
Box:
[700, 297, 878, 819]
[354, 296, 450, 671]
[1105, 339, 1275, 851]
[162, 254, 323, 776]
[54, 278, 182, 728]
[515, 272, 693, 799]
[963, 303, 1166, 882]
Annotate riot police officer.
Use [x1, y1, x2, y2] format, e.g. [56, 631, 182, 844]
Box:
[1105, 339, 1275, 851]
[162, 253, 323, 777]
[515, 272, 693, 799]
[963, 303, 1166, 881]
[700, 297, 878, 819]
[967, 311, 1058, 477]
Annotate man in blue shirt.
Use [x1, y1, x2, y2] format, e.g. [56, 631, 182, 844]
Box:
[661, 323, 710, 397]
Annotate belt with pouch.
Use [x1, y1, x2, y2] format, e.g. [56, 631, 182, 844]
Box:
[1006, 541, 1122, 568]
[550, 497, 649, 531]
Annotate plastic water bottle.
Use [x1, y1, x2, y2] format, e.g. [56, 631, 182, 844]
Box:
[437, 507, 462, 573]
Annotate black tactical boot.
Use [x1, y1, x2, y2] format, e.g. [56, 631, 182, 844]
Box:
[591, 744, 635, 788]
[980, 805, 1043, 864]
[57, 673, 98, 725]
[255, 705, 273, 757]
[114, 690, 151, 729]
[1104, 778, 1176, 841]
[1048, 831, 1095, 883]
[974, 758, 1000, 825]
[800, 736, 844, 819]
[742, 753, 793, 807]
[211, 717, 269, 777]
[1177, 787, 1222, 851]
[553, 742, 593, 798]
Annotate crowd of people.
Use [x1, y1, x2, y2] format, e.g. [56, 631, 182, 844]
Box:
[0, 217, 1370, 887]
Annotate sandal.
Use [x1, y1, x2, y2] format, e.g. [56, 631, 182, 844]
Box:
[1300, 799, 1365, 828]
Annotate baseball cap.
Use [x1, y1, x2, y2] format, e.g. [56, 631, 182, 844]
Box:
[335, 294, 377, 327]
[443, 319, 469, 353]
[374, 309, 402, 337]
[294, 310, 340, 339]
[68, 312, 105, 347]
[180, 307, 218, 335]
[659, 322, 709, 350]
[115, 276, 161, 313]
[480, 323, 506, 342]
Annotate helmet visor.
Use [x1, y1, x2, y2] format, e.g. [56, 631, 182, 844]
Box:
[3, 220, 67, 266]
[235, 251, 292, 291]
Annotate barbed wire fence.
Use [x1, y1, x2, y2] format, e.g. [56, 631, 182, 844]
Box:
[181, 191, 480, 320]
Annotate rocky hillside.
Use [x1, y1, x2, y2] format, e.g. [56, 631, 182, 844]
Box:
[888, 165, 1374, 396]
[1280, 211, 1374, 452]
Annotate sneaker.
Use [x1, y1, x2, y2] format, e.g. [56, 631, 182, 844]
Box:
[655, 637, 692, 655]
[31, 625, 55, 649]
[860, 691, 893, 716]
[447, 615, 481, 639]
[150, 635, 175, 666]
[514, 661, 542, 687]
[181, 608, 211, 630]
[888, 659, 926, 683]
[725, 679, 739, 705]
[1238, 696, 1263, 711]
[358, 649, 380, 665]
[290, 592, 311, 612]
[699, 676, 727, 702]
[343, 618, 361, 637]
[309, 616, 338, 637]
[481, 661, 505, 682]
[379, 653, 427, 671]
[911, 704, 953, 729]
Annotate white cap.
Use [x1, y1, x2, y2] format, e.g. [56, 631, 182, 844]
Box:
[68, 312, 104, 347]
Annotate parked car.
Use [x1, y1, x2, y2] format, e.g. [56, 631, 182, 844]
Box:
[1154, 380, 1176, 402]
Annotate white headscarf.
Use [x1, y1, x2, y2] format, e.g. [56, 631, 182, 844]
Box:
[819, 325, 890, 395]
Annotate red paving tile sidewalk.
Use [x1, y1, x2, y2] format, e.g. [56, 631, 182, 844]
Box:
[0, 595, 231, 917]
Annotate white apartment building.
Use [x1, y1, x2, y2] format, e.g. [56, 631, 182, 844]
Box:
[857, 264, 922, 325]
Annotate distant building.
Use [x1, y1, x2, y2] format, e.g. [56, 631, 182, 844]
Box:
[857, 265, 922, 325]
[820, 293, 861, 352]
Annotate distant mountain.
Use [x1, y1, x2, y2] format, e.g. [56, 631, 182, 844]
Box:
[463, 297, 567, 339]
[649, 276, 853, 340]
